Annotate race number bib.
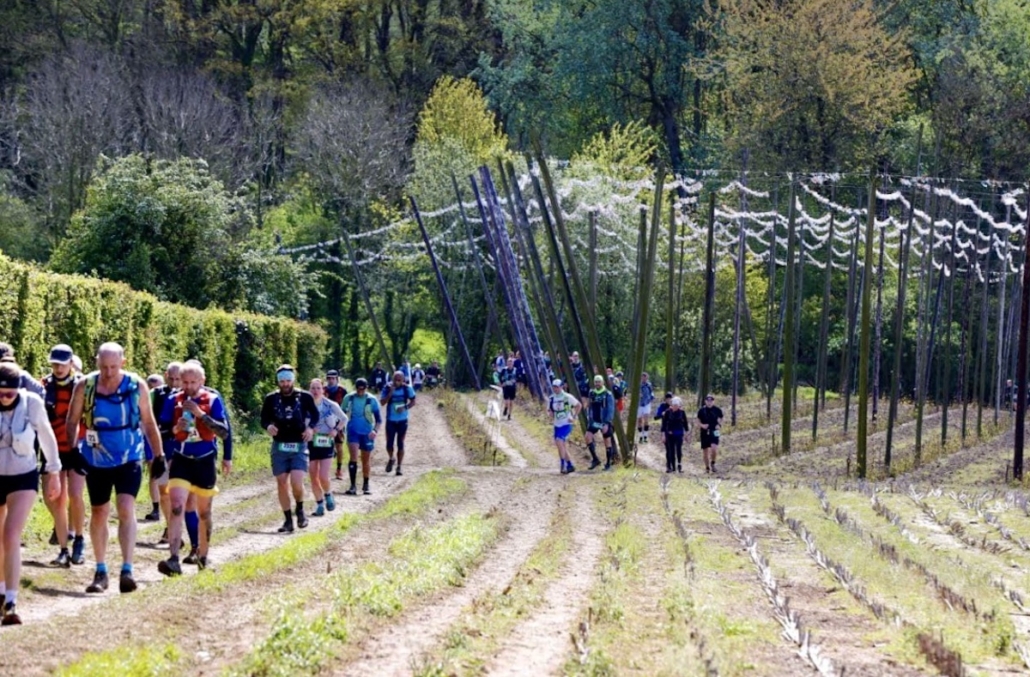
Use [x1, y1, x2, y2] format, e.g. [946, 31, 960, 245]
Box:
[277, 442, 301, 453]
[86, 430, 100, 447]
[713, 430, 720, 438]
[394, 403, 407, 414]
[313, 434, 332, 448]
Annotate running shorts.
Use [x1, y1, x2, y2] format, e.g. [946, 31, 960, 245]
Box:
[502, 385, 517, 400]
[637, 404, 651, 418]
[554, 424, 573, 441]
[700, 430, 720, 448]
[308, 433, 336, 461]
[168, 453, 218, 497]
[346, 430, 375, 452]
[85, 461, 143, 506]
[588, 422, 613, 439]
[54, 449, 88, 476]
[0, 469, 38, 504]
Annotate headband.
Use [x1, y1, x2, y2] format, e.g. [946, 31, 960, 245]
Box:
[277, 369, 295, 381]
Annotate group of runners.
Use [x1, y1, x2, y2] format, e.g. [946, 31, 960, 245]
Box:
[0, 339, 424, 626]
[529, 350, 725, 475]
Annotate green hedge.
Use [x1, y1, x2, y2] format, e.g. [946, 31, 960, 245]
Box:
[0, 254, 327, 415]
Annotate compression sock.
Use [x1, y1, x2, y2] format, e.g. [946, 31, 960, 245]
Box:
[295, 501, 304, 514]
[185, 510, 200, 548]
[283, 510, 292, 522]
[95, 562, 108, 575]
[588, 442, 599, 463]
[348, 462, 358, 487]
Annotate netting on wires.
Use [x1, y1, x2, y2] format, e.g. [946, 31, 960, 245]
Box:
[278, 167, 1029, 288]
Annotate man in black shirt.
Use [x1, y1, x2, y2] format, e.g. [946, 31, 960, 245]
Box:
[370, 362, 388, 392]
[260, 364, 319, 533]
[697, 394, 724, 474]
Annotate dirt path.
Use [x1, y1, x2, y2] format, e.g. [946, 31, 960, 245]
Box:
[346, 472, 559, 674]
[486, 481, 604, 677]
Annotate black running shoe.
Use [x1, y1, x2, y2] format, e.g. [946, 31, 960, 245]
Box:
[157, 558, 182, 577]
[144, 509, 161, 522]
[119, 571, 137, 593]
[51, 550, 71, 568]
[196, 556, 208, 571]
[277, 519, 294, 533]
[395, 466, 402, 476]
[362, 481, 371, 496]
[296, 510, 309, 529]
[1, 602, 21, 626]
[588, 459, 601, 470]
[86, 571, 109, 593]
[385, 459, 394, 473]
[182, 548, 199, 565]
[344, 487, 357, 496]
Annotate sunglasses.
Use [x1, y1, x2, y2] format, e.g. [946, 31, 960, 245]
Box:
[0, 390, 17, 400]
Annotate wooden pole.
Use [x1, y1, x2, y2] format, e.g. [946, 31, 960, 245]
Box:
[1013, 195, 1030, 480]
[699, 192, 716, 407]
[781, 181, 797, 455]
[667, 200, 678, 395]
[410, 197, 481, 390]
[340, 228, 392, 369]
[857, 170, 878, 479]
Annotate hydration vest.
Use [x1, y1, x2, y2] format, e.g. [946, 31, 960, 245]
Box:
[171, 390, 217, 442]
[83, 372, 142, 432]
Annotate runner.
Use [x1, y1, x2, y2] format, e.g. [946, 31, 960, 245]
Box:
[370, 362, 388, 392]
[150, 362, 182, 545]
[341, 378, 382, 496]
[307, 378, 346, 516]
[399, 357, 412, 385]
[499, 358, 518, 421]
[260, 364, 319, 534]
[425, 361, 442, 389]
[586, 375, 616, 470]
[41, 344, 86, 568]
[157, 362, 230, 575]
[547, 379, 582, 474]
[697, 394, 724, 473]
[380, 371, 416, 476]
[662, 397, 690, 473]
[143, 373, 165, 523]
[66, 342, 165, 594]
[570, 351, 590, 408]
[609, 370, 626, 416]
[654, 391, 673, 430]
[324, 370, 348, 480]
[637, 372, 655, 443]
[411, 364, 425, 392]
[0, 362, 62, 625]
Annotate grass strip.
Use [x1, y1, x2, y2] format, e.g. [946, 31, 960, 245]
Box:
[436, 391, 507, 466]
[56, 644, 181, 677]
[230, 511, 500, 677]
[415, 489, 574, 675]
[772, 485, 1018, 668]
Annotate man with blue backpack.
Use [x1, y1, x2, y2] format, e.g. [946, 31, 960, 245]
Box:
[342, 378, 382, 495]
[65, 342, 166, 594]
[380, 371, 416, 476]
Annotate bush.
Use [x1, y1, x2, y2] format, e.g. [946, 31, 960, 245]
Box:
[0, 254, 327, 415]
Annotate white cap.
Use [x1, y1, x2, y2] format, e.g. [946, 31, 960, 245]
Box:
[552, 378, 563, 387]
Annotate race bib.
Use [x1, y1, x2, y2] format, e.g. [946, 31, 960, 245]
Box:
[313, 434, 332, 448]
[713, 430, 720, 438]
[86, 430, 100, 447]
[277, 442, 301, 453]
[394, 403, 407, 413]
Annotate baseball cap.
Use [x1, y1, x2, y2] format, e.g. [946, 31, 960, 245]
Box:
[593, 375, 604, 384]
[355, 377, 368, 388]
[552, 378, 563, 387]
[49, 344, 74, 364]
[326, 369, 339, 377]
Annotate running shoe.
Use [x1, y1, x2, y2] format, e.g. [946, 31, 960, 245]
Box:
[560, 462, 568, 475]
[49, 528, 58, 546]
[157, 558, 182, 577]
[313, 503, 325, 517]
[71, 536, 85, 565]
[51, 550, 71, 568]
[603, 462, 612, 472]
[86, 571, 109, 593]
[143, 508, 161, 522]
[385, 458, 394, 473]
[196, 556, 208, 571]
[710, 462, 716, 473]
[588, 459, 601, 470]
[183, 548, 199, 565]
[395, 466, 403, 476]
[297, 510, 309, 529]
[277, 519, 294, 533]
[1, 602, 21, 626]
[362, 481, 371, 496]
[567, 463, 576, 474]
[344, 487, 357, 496]
[325, 493, 336, 511]
[678, 464, 683, 473]
[119, 571, 137, 593]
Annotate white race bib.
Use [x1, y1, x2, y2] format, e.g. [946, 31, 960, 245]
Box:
[86, 429, 101, 447]
[277, 442, 301, 453]
[313, 434, 332, 448]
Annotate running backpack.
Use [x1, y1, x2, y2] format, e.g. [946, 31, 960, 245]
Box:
[82, 372, 142, 431]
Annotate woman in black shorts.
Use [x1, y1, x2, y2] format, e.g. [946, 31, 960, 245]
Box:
[308, 379, 347, 516]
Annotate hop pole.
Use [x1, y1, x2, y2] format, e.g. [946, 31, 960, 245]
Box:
[857, 170, 879, 479]
[1013, 195, 1030, 481]
[410, 197, 481, 390]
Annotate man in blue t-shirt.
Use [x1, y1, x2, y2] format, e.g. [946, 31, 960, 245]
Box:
[342, 378, 382, 495]
[380, 371, 416, 476]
